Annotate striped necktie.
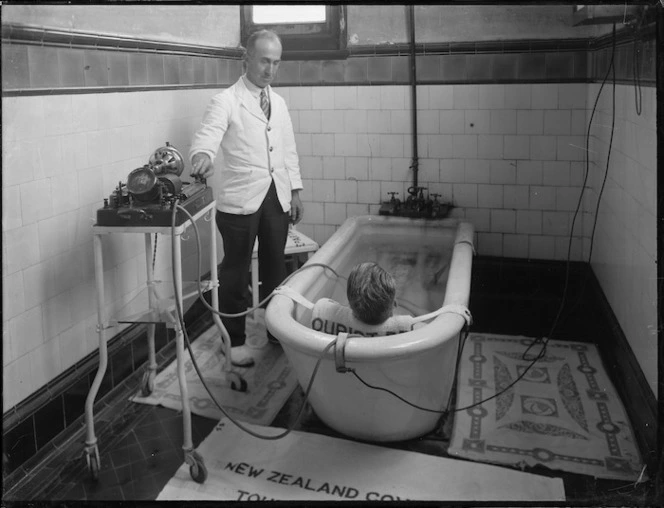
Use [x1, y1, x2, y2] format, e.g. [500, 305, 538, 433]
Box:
[260, 89, 270, 120]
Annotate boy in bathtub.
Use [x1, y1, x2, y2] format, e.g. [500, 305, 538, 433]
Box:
[310, 262, 417, 337]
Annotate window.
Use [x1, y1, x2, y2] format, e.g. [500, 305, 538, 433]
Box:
[252, 5, 326, 24]
[240, 4, 347, 60]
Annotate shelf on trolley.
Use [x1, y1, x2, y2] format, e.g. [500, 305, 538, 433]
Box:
[109, 279, 217, 326]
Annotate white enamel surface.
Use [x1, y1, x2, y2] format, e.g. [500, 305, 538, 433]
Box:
[266, 216, 474, 441]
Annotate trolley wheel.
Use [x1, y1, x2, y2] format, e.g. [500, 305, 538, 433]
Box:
[140, 370, 154, 396]
[229, 374, 248, 392]
[189, 451, 208, 484]
[87, 453, 99, 481]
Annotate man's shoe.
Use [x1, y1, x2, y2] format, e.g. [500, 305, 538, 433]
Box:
[222, 345, 255, 368]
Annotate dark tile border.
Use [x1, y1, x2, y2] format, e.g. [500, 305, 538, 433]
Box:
[584, 268, 659, 473]
[2, 23, 656, 94]
[2, 300, 216, 499]
[2, 320, 177, 477]
[2, 261, 250, 481]
[2, 311, 214, 499]
[1, 23, 244, 58]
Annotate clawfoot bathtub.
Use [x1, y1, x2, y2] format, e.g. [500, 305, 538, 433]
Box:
[266, 215, 474, 442]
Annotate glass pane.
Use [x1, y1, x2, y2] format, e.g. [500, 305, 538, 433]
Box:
[253, 5, 326, 24]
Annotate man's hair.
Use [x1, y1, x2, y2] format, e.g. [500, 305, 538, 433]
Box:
[245, 29, 282, 57]
[347, 262, 397, 325]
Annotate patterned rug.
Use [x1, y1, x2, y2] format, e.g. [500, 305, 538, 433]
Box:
[448, 333, 645, 481]
[131, 310, 298, 426]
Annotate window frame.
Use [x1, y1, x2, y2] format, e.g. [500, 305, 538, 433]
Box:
[239, 5, 348, 60]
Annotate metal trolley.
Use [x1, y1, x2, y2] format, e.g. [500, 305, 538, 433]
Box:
[85, 199, 243, 484]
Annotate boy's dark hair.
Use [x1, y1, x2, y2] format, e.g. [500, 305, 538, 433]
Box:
[347, 262, 396, 325]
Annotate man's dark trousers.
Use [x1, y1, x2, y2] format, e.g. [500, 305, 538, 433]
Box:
[215, 180, 289, 346]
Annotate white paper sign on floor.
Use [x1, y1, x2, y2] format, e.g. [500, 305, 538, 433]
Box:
[157, 418, 565, 502]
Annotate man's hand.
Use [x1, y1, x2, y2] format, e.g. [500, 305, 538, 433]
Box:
[290, 190, 304, 225]
[190, 153, 214, 179]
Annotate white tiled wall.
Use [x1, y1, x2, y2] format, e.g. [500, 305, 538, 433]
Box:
[282, 83, 592, 260]
[1, 89, 222, 412]
[2, 81, 657, 411]
[585, 84, 657, 396]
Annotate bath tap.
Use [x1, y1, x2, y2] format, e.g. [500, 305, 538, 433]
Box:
[379, 188, 452, 219]
[401, 186, 422, 217]
[416, 187, 429, 216]
[418, 187, 428, 206]
[406, 186, 419, 202]
[423, 191, 436, 218]
[430, 193, 441, 218]
[379, 192, 402, 216]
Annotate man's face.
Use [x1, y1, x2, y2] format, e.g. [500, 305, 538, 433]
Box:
[245, 37, 282, 88]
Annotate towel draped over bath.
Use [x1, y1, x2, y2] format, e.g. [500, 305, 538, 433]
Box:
[310, 298, 416, 337]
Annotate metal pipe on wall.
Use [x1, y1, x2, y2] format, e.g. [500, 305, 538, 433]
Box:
[408, 4, 419, 190]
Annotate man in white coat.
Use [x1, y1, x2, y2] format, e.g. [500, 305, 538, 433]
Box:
[189, 30, 304, 367]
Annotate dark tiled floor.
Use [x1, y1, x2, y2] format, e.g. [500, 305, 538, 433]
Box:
[2, 258, 657, 504]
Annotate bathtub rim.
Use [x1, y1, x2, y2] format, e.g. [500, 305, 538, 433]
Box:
[266, 215, 475, 362]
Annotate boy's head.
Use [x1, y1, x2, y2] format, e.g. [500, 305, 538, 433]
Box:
[347, 262, 397, 325]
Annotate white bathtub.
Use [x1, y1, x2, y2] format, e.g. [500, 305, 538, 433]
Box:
[266, 215, 474, 442]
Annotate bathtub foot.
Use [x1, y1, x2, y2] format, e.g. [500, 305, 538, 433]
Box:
[228, 372, 249, 392]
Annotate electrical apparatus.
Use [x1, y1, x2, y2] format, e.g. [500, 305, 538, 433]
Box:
[96, 142, 213, 227]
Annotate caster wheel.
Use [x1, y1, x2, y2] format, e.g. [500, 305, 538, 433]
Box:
[230, 376, 248, 392]
[140, 371, 154, 396]
[87, 454, 99, 481]
[189, 452, 208, 484]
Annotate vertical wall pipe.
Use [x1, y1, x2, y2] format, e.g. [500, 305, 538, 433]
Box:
[408, 4, 419, 190]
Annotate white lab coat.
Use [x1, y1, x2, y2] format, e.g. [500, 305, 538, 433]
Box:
[189, 76, 303, 215]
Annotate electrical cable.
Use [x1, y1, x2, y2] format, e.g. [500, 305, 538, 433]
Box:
[587, 25, 617, 265]
[346, 326, 472, 415]
[526, 23, 613, 346]
[170, 202, 558, 421]
[174, 205, 343, 320]
[532, 21, 619, 330]
[170, 203, 465, 422]
[174, 204, 345, 321]
[350, 27, 620, 416]
[631, 6, 646, 116]
[151, 233, 158, 272]
[170, 201, 344, 440]
[633, 36, 643, 116]
[350, 327, 548, 415]
[455, 24, 619, 414]
[545, 24, 616, 338]
[553, 22, 618, 319]
[196, 257, 344, 319]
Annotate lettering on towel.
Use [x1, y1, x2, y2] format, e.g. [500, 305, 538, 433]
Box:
[311, 318, 401, 337]
[225, 461, 410, 501]
[310, 298, 415, 337]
